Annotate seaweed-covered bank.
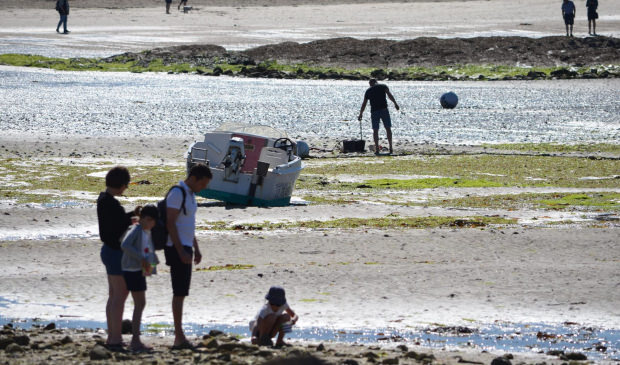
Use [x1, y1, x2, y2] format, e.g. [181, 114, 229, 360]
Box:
[2, 36, 619, 80]
[0, 323, 599, 365]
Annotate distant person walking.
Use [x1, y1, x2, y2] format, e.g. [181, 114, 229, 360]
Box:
[358, 78, 400, 155]
[178, 0, 188, 11]
[586, 0, 598, 35]
[165, 0, 173, 14]
[55, 0, 70, 34]
[164, 163, 212, 349]
[562, 0, 576, 37]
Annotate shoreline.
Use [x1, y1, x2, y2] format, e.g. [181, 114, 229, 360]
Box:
[1, 325, 600, 365]
[2, 36, 619, 81]
[2, 1, 619, 59]
[0, 316, 617, 362]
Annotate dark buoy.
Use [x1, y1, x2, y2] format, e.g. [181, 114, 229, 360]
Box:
[440, 92, 458, 109]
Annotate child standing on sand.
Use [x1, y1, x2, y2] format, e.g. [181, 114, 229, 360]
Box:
[249, 286, 298, 347]
[120, 205, 160, 352]
[562, 0, 576, 37]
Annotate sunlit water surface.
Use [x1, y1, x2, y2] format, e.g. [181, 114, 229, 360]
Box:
[1, 66, 618, 145]
[0, 313, 618, 361]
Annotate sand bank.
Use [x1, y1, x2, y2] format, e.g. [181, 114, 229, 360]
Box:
[1, 0, 619, 57]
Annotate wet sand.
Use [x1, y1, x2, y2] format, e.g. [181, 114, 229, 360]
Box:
[0, 134, 618, 362]
[1, 136, 619, 330]
[1, 0, 619, 57]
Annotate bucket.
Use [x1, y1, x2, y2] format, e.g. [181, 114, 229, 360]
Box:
[342, 139, 365, 153]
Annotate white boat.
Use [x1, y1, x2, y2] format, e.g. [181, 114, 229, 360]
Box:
[186, 123, 305, 207]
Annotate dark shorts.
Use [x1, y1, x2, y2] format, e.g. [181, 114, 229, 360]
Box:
[587, 9, 597, 20]
[100, 244, 123, 276]
[370, 108, 392, 130]
[164, 245, 193, 297]
[564, 14, 574, 25]
[123, 270, 147, 292]
[165, 0, 172, 3]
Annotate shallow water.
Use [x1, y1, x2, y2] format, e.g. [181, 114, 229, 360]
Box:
[1, 66, 619, 145]
[0, 314, 618, 361]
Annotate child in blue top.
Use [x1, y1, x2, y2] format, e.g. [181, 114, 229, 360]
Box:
[121, 205, 160, 352]
[249, 286, 298, 347]
[562, 0, 576, 37]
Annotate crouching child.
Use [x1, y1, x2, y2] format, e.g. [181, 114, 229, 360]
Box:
[250, 286, 298, 347]
[121, 205, 160, 352]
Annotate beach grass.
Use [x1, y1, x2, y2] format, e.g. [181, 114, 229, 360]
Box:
[481, 143, 620, 154]
[354, 178, 504, 189]
[0, 159, 183, 203]
[433, 192, 620, 211]
[195, 264, 255, 271]
[301, 155, 620, 189]
[198, 216, 516, 230]
[1, 53, 618, 80]
[1, 154, 618, 205]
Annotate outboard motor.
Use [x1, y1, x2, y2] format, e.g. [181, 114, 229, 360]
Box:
[222, 137, 246, 182]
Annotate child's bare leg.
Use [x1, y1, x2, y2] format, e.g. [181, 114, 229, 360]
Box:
[273, 313, 291, 346]
[130, 291, 147, 349]
[256, 314, 278, 345]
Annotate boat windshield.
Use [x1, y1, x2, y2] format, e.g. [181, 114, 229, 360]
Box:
[214, 123, 289, 139]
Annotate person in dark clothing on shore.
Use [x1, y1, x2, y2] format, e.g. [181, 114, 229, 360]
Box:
[586, 0, 598, 35]
[357, 79, 400, 155]
[562, 0, 576, 37]
[97, 166, 141, 349]
[55, 0, 70, 34]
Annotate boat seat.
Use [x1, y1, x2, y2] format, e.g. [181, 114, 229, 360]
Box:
[258, 147, 288, 169]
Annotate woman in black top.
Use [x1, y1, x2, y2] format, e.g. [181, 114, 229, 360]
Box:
[586, 0, 598, 35]
[97, 166, 140, 348]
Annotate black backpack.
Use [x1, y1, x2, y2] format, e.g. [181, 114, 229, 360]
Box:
[55, 0, 61, 12]
[152, 185, 187, 250]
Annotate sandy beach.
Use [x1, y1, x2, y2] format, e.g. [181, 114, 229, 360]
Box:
[1, 0, 619, 57]
[1, 133, 619, 363]
[1, 0, 619, 363]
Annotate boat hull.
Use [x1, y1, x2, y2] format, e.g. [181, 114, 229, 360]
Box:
[197, 189, 293, 207]
[196, 163, 302, 206]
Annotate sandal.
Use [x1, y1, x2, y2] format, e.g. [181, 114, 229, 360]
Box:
[104, 343, 126, 352]
[129, 343, 153, 353]
[171, 341, 195, 350]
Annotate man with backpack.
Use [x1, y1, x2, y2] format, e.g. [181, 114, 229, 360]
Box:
[163, 163, 212, 349]
[55, 0, 70, 34]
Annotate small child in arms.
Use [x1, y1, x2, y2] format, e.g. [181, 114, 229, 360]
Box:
[121, 205, 160, 352]
[250, 286, 298, 347]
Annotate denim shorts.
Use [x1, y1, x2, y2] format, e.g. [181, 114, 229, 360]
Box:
[371, 108, 392, 130]
[100, 244, 123, 276]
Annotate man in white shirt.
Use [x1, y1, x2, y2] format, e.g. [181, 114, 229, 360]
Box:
[164, 163, 212, 349]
